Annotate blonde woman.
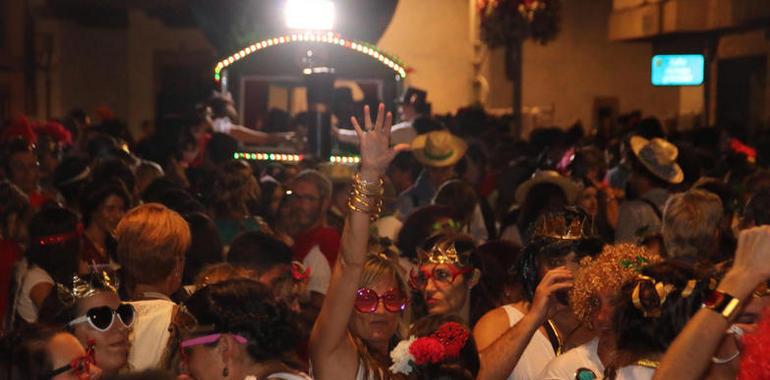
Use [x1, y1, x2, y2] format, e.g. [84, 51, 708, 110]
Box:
[309, 104, 411, 379]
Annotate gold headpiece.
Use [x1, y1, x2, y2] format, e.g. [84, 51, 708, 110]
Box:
[418, 239, 467, 267]
[532, 211, 594, 241]
[631, 275, 696, 318]
[57, 270, 119, 304]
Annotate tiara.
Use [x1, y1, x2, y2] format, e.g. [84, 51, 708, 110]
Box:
[531, 211, 594, 241]
[57, 270, 119, 304]
[418, 239, 468, 267]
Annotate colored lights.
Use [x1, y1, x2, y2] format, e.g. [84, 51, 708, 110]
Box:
[233, 152, 303, 162]
[329, 155, 361, 164]
[213, 32, 408, 81]
[232, 152, 360, 164]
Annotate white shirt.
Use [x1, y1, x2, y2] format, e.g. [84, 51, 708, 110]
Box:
[372, 215, 403, 243]
[14, 260, 53, 323]
[502, 304, 557, 380]
[616, 364, 656, 380]
[128, 299, 175, 371]
[304, 245, 331, 296]
[336, 120, 417, 146]
[212, 117, 233, 134]
[538, 337, 604, 380]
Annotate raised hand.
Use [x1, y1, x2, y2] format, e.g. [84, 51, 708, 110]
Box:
[529, 267, 574, 322]
[351, 103, 410, 176]
[733, 226, 770, 283]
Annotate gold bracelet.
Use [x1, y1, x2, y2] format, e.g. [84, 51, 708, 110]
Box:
[352, 173, 384, 195]
[347, 197, 382, 221]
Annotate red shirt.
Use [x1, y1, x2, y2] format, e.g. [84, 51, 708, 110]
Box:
[291, 226, 340, 266]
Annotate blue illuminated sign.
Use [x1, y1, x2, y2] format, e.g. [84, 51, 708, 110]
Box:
[651, 54, 705, 86]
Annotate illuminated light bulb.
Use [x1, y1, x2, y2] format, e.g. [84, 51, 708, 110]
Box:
[284, 0, 335, 31]
[298, 154, 304, 161]
[269, 154, 275, 161]
[233, 153, 239, 159]
[279, 37, 285, 43]
[291, 34, 297, 41]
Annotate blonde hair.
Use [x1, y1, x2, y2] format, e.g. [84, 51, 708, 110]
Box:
[211, 160, 261, 218]
[116, 203, 191, 286]
[352, 253, 411, 380]
[194, 262, 256, 288]
[570, 243, 661, 325]
[662, 189, 723, 259]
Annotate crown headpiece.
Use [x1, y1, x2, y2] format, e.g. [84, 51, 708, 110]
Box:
[417, 238, 471, 267]
[531, 210, 595, 241]
[57, 269, 119, 305]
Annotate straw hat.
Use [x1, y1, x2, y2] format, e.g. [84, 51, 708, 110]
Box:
[515, 170, 580, 205]
[629, 136, 684, 184]
[411, 130, 467, 168]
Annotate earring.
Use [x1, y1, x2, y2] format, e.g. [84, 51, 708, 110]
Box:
[223, 366, 229, 377]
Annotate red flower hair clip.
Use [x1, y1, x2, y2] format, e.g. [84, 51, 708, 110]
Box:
[290, 261, 311, 282]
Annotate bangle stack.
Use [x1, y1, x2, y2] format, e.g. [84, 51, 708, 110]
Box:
[347, 173, 384, 221]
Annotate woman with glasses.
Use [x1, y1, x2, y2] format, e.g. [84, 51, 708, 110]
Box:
[409, 232, 481, 323]
[41, 271, 134, 376]
[0, 324, 102, 380]
[309, 104, 412, 380]
[174, 278, 309, 380]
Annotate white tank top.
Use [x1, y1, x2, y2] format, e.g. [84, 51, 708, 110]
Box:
[502, 304, 557, 380]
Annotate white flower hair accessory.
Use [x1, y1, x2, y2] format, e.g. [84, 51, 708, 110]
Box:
[389, 336, 417, 375]
[388, 321, 470, 375]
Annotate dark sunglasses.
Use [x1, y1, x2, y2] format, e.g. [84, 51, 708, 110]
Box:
[69, 303, 135, 332]
[47, 344, 96, 378]
[354, 288, 406, 313]
[409, 266, 472, 290]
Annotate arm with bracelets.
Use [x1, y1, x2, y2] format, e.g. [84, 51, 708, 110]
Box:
[309, 104, 409, 380]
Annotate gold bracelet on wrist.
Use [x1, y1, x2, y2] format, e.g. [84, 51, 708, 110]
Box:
[347, 173, 384, 221]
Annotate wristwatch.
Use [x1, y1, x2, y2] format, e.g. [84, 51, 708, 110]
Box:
[703, 289, 741, 320]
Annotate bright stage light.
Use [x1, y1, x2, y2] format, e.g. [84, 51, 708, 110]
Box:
[285, 0, 335, 31]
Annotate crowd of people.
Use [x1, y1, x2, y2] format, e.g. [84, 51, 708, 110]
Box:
[1, 87, 770, 380]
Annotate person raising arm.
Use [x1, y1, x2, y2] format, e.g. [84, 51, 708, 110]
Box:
[309, 104, 410, 380]
[653, 226, 770, 380]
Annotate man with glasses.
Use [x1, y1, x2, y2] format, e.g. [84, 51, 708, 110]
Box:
[286, 170, 340, 324]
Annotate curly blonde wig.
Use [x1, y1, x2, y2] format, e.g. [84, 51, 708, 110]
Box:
[569, 243, 661, 325]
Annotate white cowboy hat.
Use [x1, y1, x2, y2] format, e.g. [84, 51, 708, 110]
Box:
[411, 130, 467, 168]
[629, 136, 684, 184]
[515, 170, 580, 205]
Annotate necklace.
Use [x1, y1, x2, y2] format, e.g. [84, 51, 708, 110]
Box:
[635, 358, 660, 369]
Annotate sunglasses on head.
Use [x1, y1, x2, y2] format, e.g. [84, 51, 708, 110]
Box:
[69, 303, 135, 332]
[409, 265, 472, 290]
[354, 288, 406, 313]
[47, 344, 96, 378]
[178, 333, 248, 368]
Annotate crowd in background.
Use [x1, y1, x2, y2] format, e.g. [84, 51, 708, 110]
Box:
[1, 87, 770, 380]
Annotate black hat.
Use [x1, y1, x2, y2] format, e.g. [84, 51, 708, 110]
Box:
[396, 87, 428, 109]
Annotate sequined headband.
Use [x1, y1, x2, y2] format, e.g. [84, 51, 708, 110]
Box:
[36, 224, 83, 246]
[631, 275, 697, 318]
